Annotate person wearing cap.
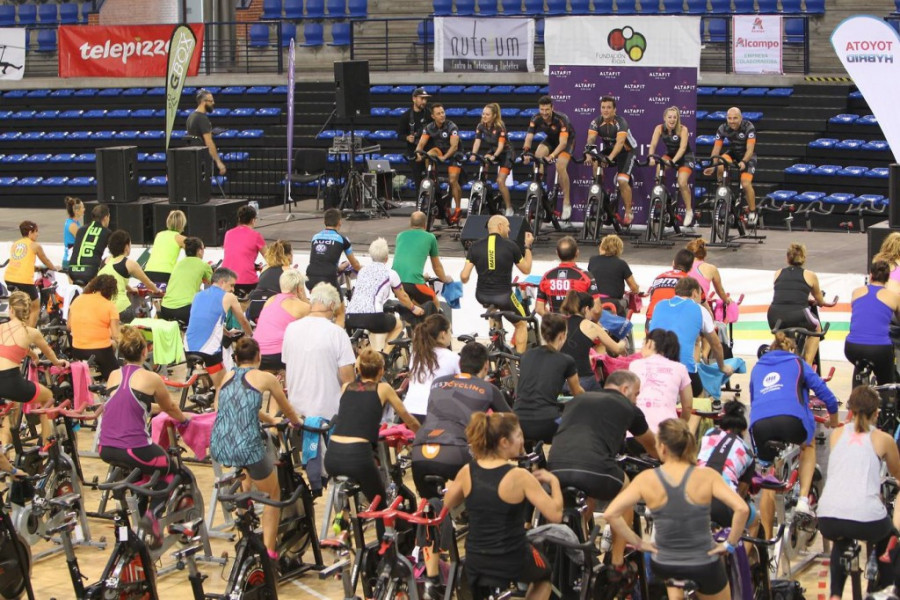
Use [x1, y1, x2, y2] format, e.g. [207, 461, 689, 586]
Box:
[397, 87, 433, 189]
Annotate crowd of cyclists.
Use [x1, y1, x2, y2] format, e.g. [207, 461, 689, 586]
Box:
[0, 189, 898, 600]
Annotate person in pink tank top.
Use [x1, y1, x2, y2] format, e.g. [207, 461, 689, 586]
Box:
[685, 239, 730, 306]
[253, 269, 310, 372]
[222, 204, 267, 296]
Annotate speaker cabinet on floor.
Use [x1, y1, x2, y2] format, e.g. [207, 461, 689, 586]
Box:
[85, 198, 162, 245]
[96, 146, 139, 204]
[460, 215, 527, 252]
[154, 199, 246, 247]
[334, 60, 371, 119]
[167, 147, 211, 205]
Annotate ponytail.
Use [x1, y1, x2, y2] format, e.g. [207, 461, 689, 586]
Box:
[848, 385, 879, 433]
[466, 412, 521, 459]
[657, 418, 697, 462]
[769, 331, 797, 354]
[410, 314, 451, 381]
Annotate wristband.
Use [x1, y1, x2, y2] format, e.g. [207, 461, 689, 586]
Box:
[10, 467, 17, 476]
[524, 246, 532, 251]
[724, 541, 736, 554]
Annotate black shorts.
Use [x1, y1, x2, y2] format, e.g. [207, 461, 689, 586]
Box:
[492, 152, 514, 173]
[144, 271, 171, 286]
[242, 453, 275, 481]
[518, 417, 558, 446]
[159, 304, 192, 328]
[689, 371, 704, 397]
[750, 415, 808, 462]
[550, 465, 625, 501]
[346, 312, 397, 334]
[844, 342, 896, 387]
[670, 153, 697, 171]
[767, 305, 819, 332]
[306, 276, 343, 300]
[411, 452, 468, 499]
[0, 366, 38, 403]
[651, 558, 728, 595]
[70, 346, 119, 382]
[476, 290, 527, 317]
[66, 265, 99, 287]
[402, 282, 438, 306]
[604, 150, 636, 178]
[5, 281, 38, 301]
[538, 140, 575, 158]
[466, 544, 551, 590]
[721, 152, 757, 176]
[259, 353, 285, 372]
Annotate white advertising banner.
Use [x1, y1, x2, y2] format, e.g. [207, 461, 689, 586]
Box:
[733, 14, 782, 74]
[831, 15, 900, 163]
[0, 28, 25, 80]
[434, 17, 534, 73]
[544, 16, 701, 69]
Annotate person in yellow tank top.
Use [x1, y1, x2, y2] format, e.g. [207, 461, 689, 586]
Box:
[144, 210, 187, 285]
[4, 221, 59, 327]
[98, 230, 163, 324]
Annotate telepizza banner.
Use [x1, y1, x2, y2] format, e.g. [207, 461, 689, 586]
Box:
[544, 16, 701, 69]
[59, 24, 204, 78]
[733, 14, 782, 74]
[831, 15, 900, 163]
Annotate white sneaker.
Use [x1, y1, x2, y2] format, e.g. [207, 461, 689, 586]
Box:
[683, 212, 693, 228]
[504, 207, 514, 217]
[794, 496, 814, 517]
[561, 204, 572, 221]
[866, 586, 900, 600]
[747, 211, 758, 227]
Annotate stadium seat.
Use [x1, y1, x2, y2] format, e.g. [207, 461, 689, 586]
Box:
[392, 85, 415, 94]
[35, 110, 59, 120]
[708, 19, 727, 42]
[514, 85, 540, 94]
[767, 88, 794, 96]
[756, 0, 777, 10]
[784, 18, 805, 43]
[263, 0, 283, 18]
[784, 164, 815, 174]
[371, 107, 391, 117]
[828, 113, 858, 124]
[445, 108, 466, 117]
[11, 110, 35, 120]
[743, 111, 763, 121]
[855, 195, 887, 208]
[697, 87, 717, 96]
[50, 89, 74, 98]
[465, 108, 483, 117]
[835, 139, 865, 150]
[326, 0, 346, 17]
[348, 0, 367, 17]
[459, 131, 476, 141]
[25, 153, 52, 163]
[706, 110, 727, 121]
[489, 85, 514, 94]
[867, 168, 890, 179]
[479, 0, 499, 14]
[804, 0, 824, 12]
[121, 87, 147, 97]
[329, 22, 351, 45]
[536, 18, 544, 43]
[0, 6, 13, 26]
[44, 131, 67, 141]
[247, 86, 272, 94]
[594, 0, 614, 11]
[770, 190, 798, 201]
[300, 23, 324, 46]
[284, 0, 303, 17]
[73, 153, 95, 163]
[793, 191, 826, 203]
[617, 0, 637, 13]
[106, 109, 131, 118]
[382, 154, 408, 163]
[696, 110, 708, 120]
[570, 0, 590, 13]
[837, 166, 867, 177]
[306, 0, 325, 18]
[715, 87, 743, 96]
[256, 107, 281, 117]
[456, 0, 476, 14]
[523, 0, 543, 14]
[520, 107, 540, 117]
[823, 193, 855, 205]
[808, 138, 838, 149]
[810, 165, 841, 176]
[371, 86, 393, 94]
[858, 115, 878, 126]
[501, 108, 521, 117]
[441, 85, 464, 94]
[434, 0, 453, 14]
[249, 24, 270, 47]
[18, 177, 43, 186]
[741, 87, 768, 96]
[68, 176, 93, 186]
[684, 0, 705, 12]
[98, 88, 123, 97]
[17, 4, 36, 25]
[508, 131, 527, 141]
[696, 135, 716, 146]
[50, 153, 76, 163]
[38, 3, 58, 23]
[708, 0, 730, 11]
[862, 140, 889, 151]
[731, 0, 753, 11]
[781, 0, 801, 11]
[1, 154, 27, 162]
[849, 90, 863, 99]
[465, 85, 489, 94]
[228, 108, 253, 117]
[546, 0, 567, 14]
[388, 108, 406, 117]
[369, 130, 398, 140]
[501, 0, 522, 11]
[281, 22, 297, 46]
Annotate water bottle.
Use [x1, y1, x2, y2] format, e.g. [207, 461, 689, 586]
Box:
[600, 524, 613, 553]
[248, 200, 259, 214]
[866, 548, 879, 581]
[387, 482, 398, 501]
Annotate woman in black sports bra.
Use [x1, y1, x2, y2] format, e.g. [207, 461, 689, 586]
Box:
[647, 106, 697, 227]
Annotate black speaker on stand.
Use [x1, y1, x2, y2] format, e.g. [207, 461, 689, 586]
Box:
[167, 147, 211, 205]
[334, 60, 371, 119]
[96, 146, 139, 203]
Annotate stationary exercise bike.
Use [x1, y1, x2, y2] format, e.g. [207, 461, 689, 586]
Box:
[517, 151, 563, 240]
[581, 146, 631, 242]
[0, 470, 35, 600]
[633, 154, 698, 248]
[413, 150, 464, 233]
[467, 153, 506, 216]
[702, 156, 766, 249]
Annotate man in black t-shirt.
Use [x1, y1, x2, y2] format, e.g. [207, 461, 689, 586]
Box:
[185, 88, 226, 176]
[460, 215, 534, 353]
[548, 370, 658, 568]
[397, 87, 433, 189]
[586, 96, 637, 225]
[69, 204, 111, 284]
[704, 107, 758, 225]
[415, 103, 463, 223]
[522, 95, 575, 221]
[306, 208, 361, 301]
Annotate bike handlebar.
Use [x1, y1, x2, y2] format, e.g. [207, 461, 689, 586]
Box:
[217, 472, 307, 508]
[414, 150, 465, 165]
[770, 320, 831, 338]
[582, 146, 615, 167]
[262, 418, 333, 435]
[97, 468, 183, 500]
[635, 154, 676, 169]
[468, 153, 498, 165]
[515, 151, 556, 165]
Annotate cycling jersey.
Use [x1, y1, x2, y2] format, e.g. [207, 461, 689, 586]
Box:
[646, 269, 688, 321]
[588, 114, 636, 152]
[475, 123, 510, 157]
[69, 220, 111, 280]
[465, 233, 524, 299]
[714, 120, 756, 158]
[306, 228, 353, 289]
[526, 111, 574, 150]
[421, 119, 460, 154]
[660, 125, 694, 157]
[537, 262, 600, 313]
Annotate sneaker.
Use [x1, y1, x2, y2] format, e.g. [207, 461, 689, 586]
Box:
[747, 211, 758, 227]
[866, 586, 900, 600]
[561, 204, 572, 221]
[504, 207, 514, 217]
[623, 210, 634, 225]
[794, 496, 815, 517]
[423, 576, 444, 600]
[138, 510, 163, 550]
[683, 212, 694, 228]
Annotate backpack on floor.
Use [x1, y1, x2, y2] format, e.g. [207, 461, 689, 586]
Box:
[771, 579, 805, 600]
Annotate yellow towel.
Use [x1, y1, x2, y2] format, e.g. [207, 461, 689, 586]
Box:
[130, 318, 186, 366]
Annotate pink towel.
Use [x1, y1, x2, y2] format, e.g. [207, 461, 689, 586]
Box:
[151, 412, 217, 460]
[379, 423, 415, 442]
[711, 297, 741, 324]
[593, 352, 642, 379]
[69, 362, 94, 411]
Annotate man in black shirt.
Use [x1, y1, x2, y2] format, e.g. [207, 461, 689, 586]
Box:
[586, 96, 638, 225]
[397, 87, 432, 189]
[185, 88, 226, 176]
[415, 103, 463, 223]
[704, 107, 758, 225]
[306, 208, 361, 305]
[522, 95, 575, 221]
[460, 215, 534, 353]
[68, 204, 111, 284]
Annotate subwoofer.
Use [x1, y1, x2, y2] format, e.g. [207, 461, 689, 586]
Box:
[334, 60, 371, 119]
[96, 146, 138, 204]
[167, 147, 211, 205]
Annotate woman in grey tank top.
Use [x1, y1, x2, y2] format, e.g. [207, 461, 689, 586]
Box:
[817, 386, 900, 600]
[604, 419, 749, 599]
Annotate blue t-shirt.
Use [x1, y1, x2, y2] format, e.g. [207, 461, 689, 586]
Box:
[62, 217, 81, 266]
[185, 286, 226, 354]
[306, 228, 353, 285]
[648, 296, 704, 373]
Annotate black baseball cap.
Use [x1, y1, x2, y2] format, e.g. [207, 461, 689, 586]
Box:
[412, 87, 431, 97]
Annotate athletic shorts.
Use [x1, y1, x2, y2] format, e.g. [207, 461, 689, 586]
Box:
[650, 558, 728, 595]
[466, 544, 551, 589]
[689, 371, 704, 398]
[750, 415, 808, 462]
[550, 464, 625, 501]
[346, 312, 397, 334]
[259, 353, 285, 372]
[189, 351, 224, 375]
[721, 152, 757, 179]
[242, 453, 274, 481]
[403, 282, 438, 305]
[144, 271, 171, 286]
[606, 150, 636, 178]
[537, 140, 575, 160]
[767, 305, 820, 332]
[4, 281, 38, 301]
[159, 304, 192, 328]
[411, 450, 468, 499]
[0, 366, 38, 404]
[710, 497, 757, 529]
[476, 291, 527, 317]
[493, 152, 514, 174]
[664, 153, 697, 175]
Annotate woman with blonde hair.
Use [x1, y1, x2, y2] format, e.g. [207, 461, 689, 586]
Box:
[647, 106, 697, 226]
[471, 102, 514, 216]
[257, 240, 293, 294]
[766, 243, 826, 365]
[875, 231, 900, 294]
[605, 419, 748, 600]
[144, 209, 187, 285]
[253, 269, 310, 372]
[587, 234, 640, 316]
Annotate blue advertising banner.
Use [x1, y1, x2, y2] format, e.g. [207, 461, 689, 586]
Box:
[549, 65, 697, 224]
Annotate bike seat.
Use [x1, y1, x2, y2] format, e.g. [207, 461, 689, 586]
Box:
[185, 353, 207, 369]
[457, 334, 476, 344]
[390, 337, 411, 349]
[48, 492, 82, 509]
[764, 440, 789, 454]
[472, 574, 528, 595]
[666, 579, 699, 594]
[332, 475, 362, 495]
[423, 475, 447, 488]
[563, 486, 588, 506]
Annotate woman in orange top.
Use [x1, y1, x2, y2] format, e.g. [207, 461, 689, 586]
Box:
[67, 275, 121, 381]
[4, 221, 59, 327]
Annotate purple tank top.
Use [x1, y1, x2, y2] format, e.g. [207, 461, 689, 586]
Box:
[846, 285, 892, 346]
[253, 293, 298, 355]
[98, 364, 153, 449]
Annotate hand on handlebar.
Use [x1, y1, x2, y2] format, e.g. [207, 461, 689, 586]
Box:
[827, 413, 841, 429]
[532, 469, 558, 486]
[56, 359, 69, 370]
[703, 166, 715, 177]
[524, 232, 535, 246]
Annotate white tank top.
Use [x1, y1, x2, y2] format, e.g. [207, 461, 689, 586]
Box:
[818, 426, 887, 522]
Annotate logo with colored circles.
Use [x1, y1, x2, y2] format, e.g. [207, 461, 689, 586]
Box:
[607, 26, 647, 62]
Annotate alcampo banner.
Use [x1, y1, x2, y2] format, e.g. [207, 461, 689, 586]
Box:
[59, 24, 204, 78]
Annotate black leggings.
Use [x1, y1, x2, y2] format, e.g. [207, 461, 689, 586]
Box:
[325, 441, 386, 538]
[99, 444, 172, 515]
[750, 415, 808, 462]
[818, 516, 900, 597]
[70, 346, 119, 382]
[845, 342, 896, 387]
[518, 418, 559, 446]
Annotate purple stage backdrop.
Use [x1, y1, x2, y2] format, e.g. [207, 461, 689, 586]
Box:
[549, 65, 697, 224]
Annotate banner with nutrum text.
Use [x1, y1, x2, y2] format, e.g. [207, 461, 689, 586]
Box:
[0, 28, 25, 80]
[733, 14, 782, 74]
[59, 24, 204, 78]
[165, 25, 197, 152]
[831, 15, 900, 163]
[544, 16, 701, 69]
[434, 17, 534, 73]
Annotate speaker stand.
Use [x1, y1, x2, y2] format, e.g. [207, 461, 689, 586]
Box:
[339, 121, 389, 220]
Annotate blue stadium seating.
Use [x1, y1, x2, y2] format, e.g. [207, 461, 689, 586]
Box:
[642, 0, 663, 14]
[434, 0, 453, 14]
[849, 90, 863, 99]
[594, 0, 614, 12]
[121, 87, 147, 97]
[18, 177, 44, 186]
[835, 139, 864, 150]
[441, 85, 464, 94]
[756, 0, 777, 11]
[306, 0, 325, 18]
[862, 140, 889, 151]
[501, 0, 522, 11]
[329, 22, 351, 45]
[708, 0, 729, 12]
[284, 0, 303, 17]
[369, 130, 398, 140]
[823, 193, 855, 205]
[536, 18, 544, 43]
[858, 115, 878, 126]
[741, 87, 768, 96]
[501, 108, 520, 117]
[523, 0, 544, 14]
[618, 0, 638, 13]
[570, 0, 590, 13]
[0, 6, 14, 26]
[456, 0, 476, 15]
[35, 110, 59, 119]
[479, 0, 499, 14]
[300, 23, 324, 46]
[50, 153, 76, 163]
[767, 88, 793, 96]
[38, 3, 58, 23]
[708, 19, 727, 42]
[769, 190, 798, 201]
[465, 108, 483, 117]
[732, 0, 753, 12]
[248, 86, 273, 94]
[793, 191, 826, 203]
[784, 164, 815, 174]
[855, 195, 887, 207]
[371, 86, 392, 95]
[51, 89, 74, 98]
[43, 177, 69, 186]
[685, 0, 706, 13]
[867, 168, 890, 179]
[743, 111, 763, 121]
[784, 18, 805, 43]
[281, 22, 297, 46]
[327, 0, 346, 17]
[804, 0, 824, 13]
[810, 165, 840, 176]
[17, 4, 36, 25]
[98, 88, 123, 97]
[808, 138, 838, 149]
[837, 166, 867, 177]
[781, 0, 801, 11]
[348, 0, 367, 17]
[697, 87, 716, 96]
[546, 0, 567, 14]
[445, 108, 466, 117]
[459, 131, 476, 141]
[696, 135, 716, 146]
[263, 0, 283, 18]
[829, 114, 858, 124]
[388, 108, 406, 117]
[69, 177, 95, 186]
[514, 85, 540, 94]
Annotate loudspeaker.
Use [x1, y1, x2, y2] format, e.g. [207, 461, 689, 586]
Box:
[96, 146, 138, 204]
[167, 147, 211, 205]
[85, 198, 162, 245]
[460, 215, 527, 252]
[154, 198, 245, 247]
[891, 164, 900, 228]
[334, 60, 371, 119]
[868, 220, 894, 269]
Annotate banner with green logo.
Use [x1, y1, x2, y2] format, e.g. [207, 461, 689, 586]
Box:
[165, 24, 198, 151]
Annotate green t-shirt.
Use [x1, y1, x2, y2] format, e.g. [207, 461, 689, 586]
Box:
[144, 230, 183, 274]
[161, 257, 213, 309]
[392, 228, 439, 285]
